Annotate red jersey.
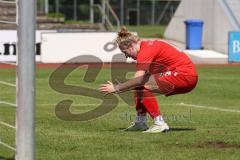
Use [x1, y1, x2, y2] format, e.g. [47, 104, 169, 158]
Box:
[136, 40, 197, 76]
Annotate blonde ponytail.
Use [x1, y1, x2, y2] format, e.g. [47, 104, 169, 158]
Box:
[115, 26, 139, 50]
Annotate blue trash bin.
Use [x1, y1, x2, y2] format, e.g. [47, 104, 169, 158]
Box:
[184, 19, 204, 50]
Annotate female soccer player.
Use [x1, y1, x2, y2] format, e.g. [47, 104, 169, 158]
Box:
[99, 27, 198, 133]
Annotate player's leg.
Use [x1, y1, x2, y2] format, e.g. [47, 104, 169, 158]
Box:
[125, 73, 197, 132]
[135, 86, 161, 118]
[124, 87, 149, 131]
[156, 73, 198, 96]
[143, 73, 197, 133]
[144, 74, 175, 95]
[137, 74, 175, 133]
[133, 86, 169, 133]
[144, 72, 198, 96]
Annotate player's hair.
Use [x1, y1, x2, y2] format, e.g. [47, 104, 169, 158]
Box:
[115, 26, 139, 51]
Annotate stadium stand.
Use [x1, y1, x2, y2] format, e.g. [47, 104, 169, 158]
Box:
[0, 2, 105, 31]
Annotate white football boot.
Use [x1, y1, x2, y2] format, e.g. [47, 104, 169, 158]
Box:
[124, 122, 148, 131]
[143, 122, 169, 133]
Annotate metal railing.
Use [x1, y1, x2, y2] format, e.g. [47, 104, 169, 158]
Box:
[92, 0, 120, 31]
[155, 0, 172, 24]
[105, 0, 120, 31]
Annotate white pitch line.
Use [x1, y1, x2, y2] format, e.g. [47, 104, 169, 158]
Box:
[0, 81, 16, 87]
[199, 77, 240, 80]
[37, 103, 240, 113]
[0, 121, 16, 129]
[177, 102, 240, 113]
[0, 140, 16, 151]
[0, 101, 16, 107]
[0, 62, 17, 66]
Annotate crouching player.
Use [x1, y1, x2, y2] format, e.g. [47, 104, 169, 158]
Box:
[99, 27, 198, 133]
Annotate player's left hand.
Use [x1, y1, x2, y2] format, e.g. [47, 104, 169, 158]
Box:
[99, 81, 116, 93]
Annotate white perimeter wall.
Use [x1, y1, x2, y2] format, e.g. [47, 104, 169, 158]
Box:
[41, 32, 132, 63]
[0, 30, 56, 62]
[164, 0, 236, 54]
[0, 31, 134, 63]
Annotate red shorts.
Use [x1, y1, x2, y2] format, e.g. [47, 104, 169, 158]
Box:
[154, 71, 198, 96]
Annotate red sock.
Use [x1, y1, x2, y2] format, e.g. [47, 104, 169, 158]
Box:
[135, 87, 160, 118]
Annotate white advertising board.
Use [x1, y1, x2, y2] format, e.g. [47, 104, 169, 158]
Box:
[41, 32, 133, 63]
[0, 30, 56, 62]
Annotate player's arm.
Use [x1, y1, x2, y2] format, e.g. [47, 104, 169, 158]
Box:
[114, 70, 149, 92]
[99, 70, 149, 93]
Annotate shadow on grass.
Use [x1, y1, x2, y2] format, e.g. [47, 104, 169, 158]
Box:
[169, 128, 196, 132]
[0, 156, 14, 160]
[116, 127, 196, 132]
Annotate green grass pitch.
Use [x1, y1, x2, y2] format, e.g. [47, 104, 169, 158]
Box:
[0, 64, 240, 160]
